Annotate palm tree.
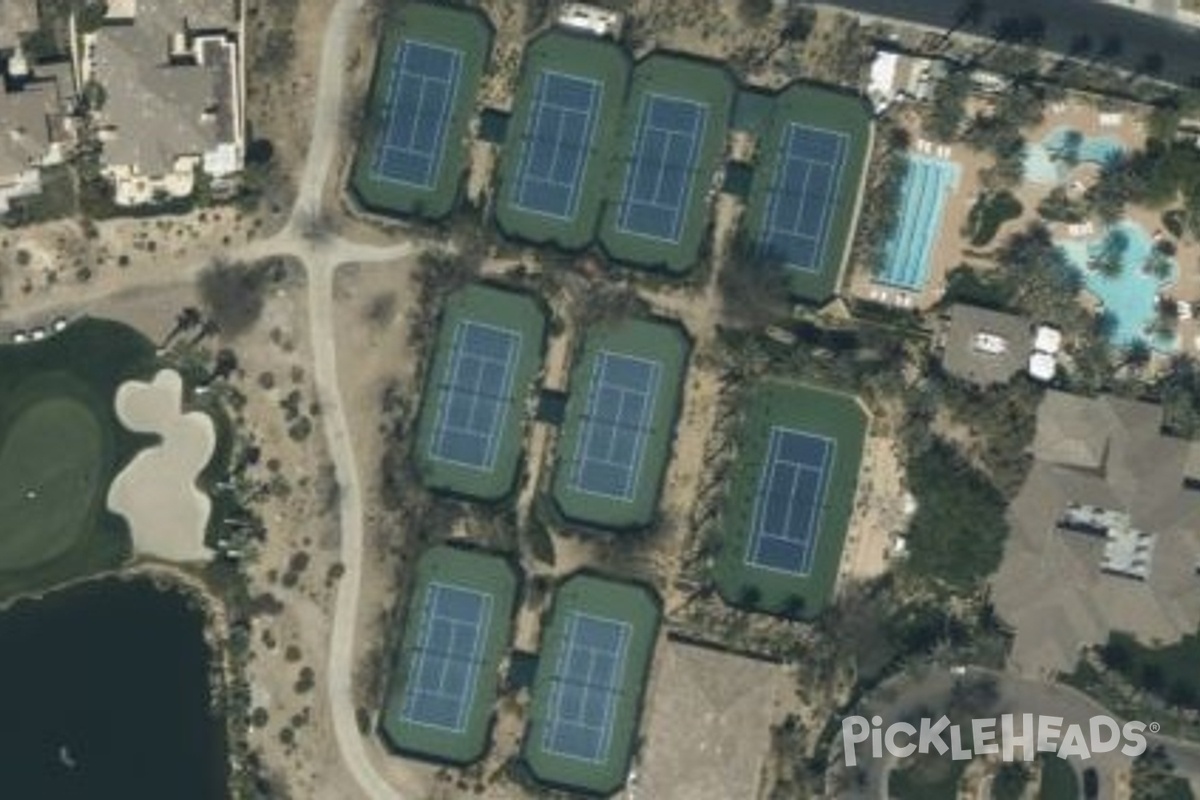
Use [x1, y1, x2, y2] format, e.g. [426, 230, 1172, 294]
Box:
[1144, 251, 1173, 281]
[1123, 339, 1153, 372]
[1096, 35, 1124, 66]
[939, 0, 987, 47]
[163, 305, 202, 346]
[1148, 298, 1180, 345]
[1090, 251, 1122, 278]
[1094, 309, 1119, 341]
[1137, 53, 1165, 80]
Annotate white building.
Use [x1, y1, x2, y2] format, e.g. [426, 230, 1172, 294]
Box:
[85, 0, 244, 206]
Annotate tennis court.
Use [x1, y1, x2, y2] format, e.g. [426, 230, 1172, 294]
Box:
[350, 4, 490, 219]
[600, 54, 735, 274]
[541, 612, 630, 762]
[414, 284, 546, 500]
[744, 427, 836, 575]
[616, 94, 707, 243]
[372, 40, 463, 189]
[740, 84, 872, 303]
[495, 31, 629, 249]
[552, 319, 689, 529]
[759, 123, 849, 274]
[523, 574, 659, 795]
[714, 381, 868, 616]
[511, 71, 601, 220]
[570, 352, 661, 501]
[428, 322, 521, 471]
[381, 545, 518, 763]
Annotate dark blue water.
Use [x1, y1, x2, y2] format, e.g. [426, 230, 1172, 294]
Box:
[0, 577, 228, 800]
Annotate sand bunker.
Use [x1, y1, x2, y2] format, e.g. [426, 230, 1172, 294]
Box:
[107, 370, 216, 562]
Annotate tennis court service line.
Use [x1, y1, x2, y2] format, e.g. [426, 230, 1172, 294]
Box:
[400, 582, 494, 734]
[428, 321, 521, 472]
[744, 426, 838, 576]
[372, 39, 463, 189]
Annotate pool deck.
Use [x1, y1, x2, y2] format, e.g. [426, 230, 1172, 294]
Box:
[849, 96, 1200, 358]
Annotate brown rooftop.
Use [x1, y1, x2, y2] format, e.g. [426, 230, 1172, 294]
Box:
[939, 303, 1034, 386]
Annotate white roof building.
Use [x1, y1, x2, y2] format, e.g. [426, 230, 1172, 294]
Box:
[1034, 325, 1063, 355]
[1028, 352, 1057, 382]
[87, 0, 244, 206]
[556, 3, 623, 39]
[867, 50, 899, 114]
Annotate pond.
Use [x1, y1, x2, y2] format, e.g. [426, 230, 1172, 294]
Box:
[0, 576, 228, 799]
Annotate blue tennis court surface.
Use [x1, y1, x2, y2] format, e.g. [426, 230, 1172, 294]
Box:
[401, 583, 493, 733]
[745, 427, 837, 575]
[571, 352, 661, 501]
[616, 93, 708, 243]
[429, 321, 521, 471]
[372, 40, 463, 188]
[511, 70, 602, 220]
[759, 123, 849, 272]
[542, 612, 631, 763]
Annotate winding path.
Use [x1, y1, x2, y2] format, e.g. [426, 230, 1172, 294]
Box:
[286, 4, 1200, 798]
[272, 1, 410, 797]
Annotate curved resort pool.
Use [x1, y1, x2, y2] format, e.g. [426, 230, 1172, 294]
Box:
[1057, 220, 1177, 350]
[1026, 126, 1125, 186]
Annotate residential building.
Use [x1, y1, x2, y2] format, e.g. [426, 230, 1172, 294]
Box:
[1, 24, 74, 216]
[0, 0, 38, 55]
[85, 0, 243, 206]
[994, 390, 1200, 673]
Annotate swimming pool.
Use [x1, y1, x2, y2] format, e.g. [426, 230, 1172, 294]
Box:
[1025, 126, 1125, 186]
[1057, 220, 1177, 350]
[875, 154, 960, 292]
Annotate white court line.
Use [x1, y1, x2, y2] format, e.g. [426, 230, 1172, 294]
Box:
[615, 93, 709, 245]
[570, 351, 662, 502]
[400, 582, 494, 734]
[372, 40, 463, 190]
[759, 122, 850, 273]
[541, 611, 631, 764]
[427, 321, 522, 472]
[743, 426, 838, 576]
[511, 70, 602, 221]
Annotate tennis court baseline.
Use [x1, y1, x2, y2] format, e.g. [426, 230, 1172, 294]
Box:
[541, 612, 631, 763]
[400, 582, 494, 733]
[615, 93, 708, 244]
[428, 321, 521, 471]
[372, 40, 464, 189]
[570, 351, 662, 502]
[744, 426, 837, 576]
[759, 123, 849, 272]
[511, 70, 602, 220]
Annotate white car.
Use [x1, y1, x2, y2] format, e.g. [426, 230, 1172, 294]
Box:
[12, 330, 28, 343]
[30, 327, 47, 341]
[52, 317, 68, 332]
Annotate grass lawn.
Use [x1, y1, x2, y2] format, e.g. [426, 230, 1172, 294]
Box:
[1101, 628, 1200, 709]
[0, 318, 157, 602]
[0, 396, 105, 570]
[1038, 754, 1080, 800]
[967, 191, 1023, 246]
[712, 379, 867, 616]
[888, 749, 971, 800]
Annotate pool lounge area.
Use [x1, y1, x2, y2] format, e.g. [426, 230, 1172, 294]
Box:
[1026, 125, 1125, 186]
[874, 154, 961, 293]
[1058, 220, 1178, 351]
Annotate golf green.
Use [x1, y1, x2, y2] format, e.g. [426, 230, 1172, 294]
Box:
[0, 317, 157, 603]
[0, 396, 105, 571]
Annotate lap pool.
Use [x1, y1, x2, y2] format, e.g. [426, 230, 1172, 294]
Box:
[875, 154, 960, 292]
